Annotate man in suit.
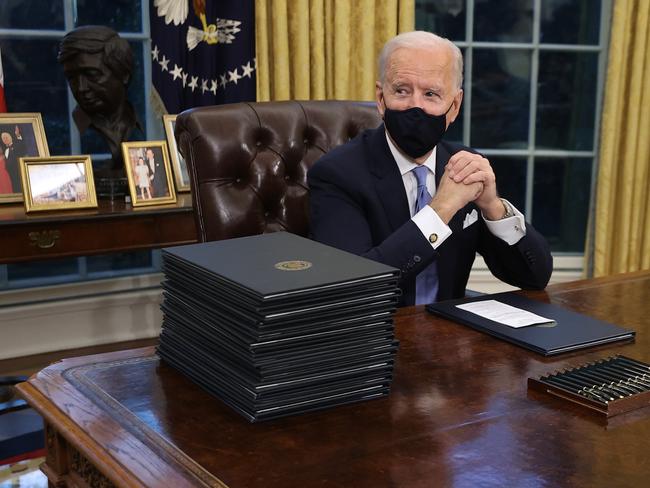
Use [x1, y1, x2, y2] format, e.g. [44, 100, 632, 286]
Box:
[146, 148, 167, 198]
[1, 126, 26, 191]
[308, 31, 552, 306]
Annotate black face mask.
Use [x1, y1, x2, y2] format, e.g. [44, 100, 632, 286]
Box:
[384, 103, 453, 159]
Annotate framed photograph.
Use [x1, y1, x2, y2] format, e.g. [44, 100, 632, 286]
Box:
[20, 155, 97, 213]
[121, 141, 177, 207]
[162, 114, 190, 192]
[0, 113, 50, 203]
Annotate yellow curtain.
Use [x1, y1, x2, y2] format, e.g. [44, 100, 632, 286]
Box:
[255, 0, 414, 102]
[592, 0, 650, 276]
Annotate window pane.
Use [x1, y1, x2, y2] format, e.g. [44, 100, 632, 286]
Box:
[7, 258, 79, 282]
[0, 0, 64, 30]
[443, 46, 466, 144]
[79, 41, 146, 155]
[533, 157, 592, 252]
[443, 104, 463, 144]
[491, 157, 527, 212]
[471, 49, 530, 149]
[0, 39, 71, 154]
[415, 0, 466, 41]
[536, 51, 598, 151]
[127, 43, 146, 137]
[87, 251, 154, 274]
[541, 0, 601, 45]
[75, 0, 143, 33]
[474, 0, 533, 43]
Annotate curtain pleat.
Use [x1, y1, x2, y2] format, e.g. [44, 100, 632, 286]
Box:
[255, 0, 414, 101]
[591, 0, 650, 276]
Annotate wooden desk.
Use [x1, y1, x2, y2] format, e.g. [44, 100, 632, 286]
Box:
[0, 194, 197, 264]
[17, 271, 650, 487]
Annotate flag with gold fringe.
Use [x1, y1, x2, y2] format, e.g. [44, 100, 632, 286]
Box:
[150, 0, 256, 114]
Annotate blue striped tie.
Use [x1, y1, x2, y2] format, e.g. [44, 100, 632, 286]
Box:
[412, 166, 439, 304]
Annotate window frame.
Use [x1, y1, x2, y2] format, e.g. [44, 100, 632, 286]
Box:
[417, 0, 612, 260]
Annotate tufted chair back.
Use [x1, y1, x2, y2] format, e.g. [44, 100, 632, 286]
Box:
[175, 100, 381, 242]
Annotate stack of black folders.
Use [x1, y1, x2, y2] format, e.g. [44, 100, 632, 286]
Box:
[157, 231, 401, 422]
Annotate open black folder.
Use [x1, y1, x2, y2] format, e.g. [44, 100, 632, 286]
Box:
[426, 292, 635, 356]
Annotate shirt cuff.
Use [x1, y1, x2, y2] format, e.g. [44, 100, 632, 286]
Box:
[482, 199, 526, 245]
[412, 205, 452, 249]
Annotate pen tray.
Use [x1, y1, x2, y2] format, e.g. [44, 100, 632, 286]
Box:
[528, 356, 650, 417]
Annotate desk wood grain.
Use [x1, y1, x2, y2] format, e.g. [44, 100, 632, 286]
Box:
[0, 193, 197, 264]
[17, 271, 650, 487]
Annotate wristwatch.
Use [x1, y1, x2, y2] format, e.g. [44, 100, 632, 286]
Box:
[501, 199, 514, 219]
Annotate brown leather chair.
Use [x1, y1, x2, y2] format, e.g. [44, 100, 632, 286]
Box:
[175, 100, 381, 242]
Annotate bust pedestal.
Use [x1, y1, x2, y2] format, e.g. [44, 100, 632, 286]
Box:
[92, 157, 128, 200]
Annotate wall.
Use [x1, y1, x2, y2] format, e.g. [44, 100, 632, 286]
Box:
[0, 275, 163, 360]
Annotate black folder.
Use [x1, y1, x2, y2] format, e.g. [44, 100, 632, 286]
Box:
[426, 292, 635, 356]
[162, 232, 399, 302]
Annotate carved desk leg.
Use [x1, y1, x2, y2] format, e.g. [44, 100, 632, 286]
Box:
[39, 421, 115, 488]
[40, 422, 70, 487]
[68, 448, 114, 488]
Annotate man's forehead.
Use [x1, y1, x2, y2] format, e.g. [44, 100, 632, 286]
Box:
[387, 46, 452, 72]
[385, 47, 455, 85]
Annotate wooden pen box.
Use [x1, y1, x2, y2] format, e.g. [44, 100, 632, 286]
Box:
[528, 356, 650, 417]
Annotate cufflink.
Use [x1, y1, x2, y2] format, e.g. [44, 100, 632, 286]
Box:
[429, 233, 438, 243]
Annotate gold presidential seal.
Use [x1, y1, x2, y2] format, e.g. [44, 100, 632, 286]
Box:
[274, 260, 312, 271]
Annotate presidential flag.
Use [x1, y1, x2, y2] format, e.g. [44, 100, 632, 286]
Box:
[0, 48, 7, 112]
[150, 0, 256, 114]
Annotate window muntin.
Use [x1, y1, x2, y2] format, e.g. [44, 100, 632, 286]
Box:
[416, 0, 609, 253]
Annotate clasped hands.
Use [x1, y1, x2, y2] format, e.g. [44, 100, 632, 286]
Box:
[429, 150, 505, 224]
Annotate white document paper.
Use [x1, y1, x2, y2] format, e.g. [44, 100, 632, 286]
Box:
[456, 300, 555, 328]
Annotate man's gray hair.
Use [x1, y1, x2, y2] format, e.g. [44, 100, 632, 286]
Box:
[378, 31, 464, 89]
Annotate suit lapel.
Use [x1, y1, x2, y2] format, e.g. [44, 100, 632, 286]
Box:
[366, 126, 411, 231]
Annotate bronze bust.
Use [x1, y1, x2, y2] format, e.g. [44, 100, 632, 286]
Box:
[58, 26, 141, 173]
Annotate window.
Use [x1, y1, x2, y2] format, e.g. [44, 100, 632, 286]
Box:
[0, 0, 159, 290]
[0, 1, 611, 289]
[416, 0, 611, 254]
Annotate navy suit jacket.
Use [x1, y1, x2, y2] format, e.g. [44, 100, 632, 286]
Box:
[4, 138, 26, 191]
[307, 125, 553, 306]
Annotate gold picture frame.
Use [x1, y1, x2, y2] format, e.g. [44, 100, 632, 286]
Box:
[162, 114, 190, 192]
[0, 113, 50, 203]
[20, 155, 98, 213]
[121, 140, 177, 207]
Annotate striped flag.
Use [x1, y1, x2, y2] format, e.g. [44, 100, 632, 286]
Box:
[0, 48, 7, 112]
[150, 0, 256, 114]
